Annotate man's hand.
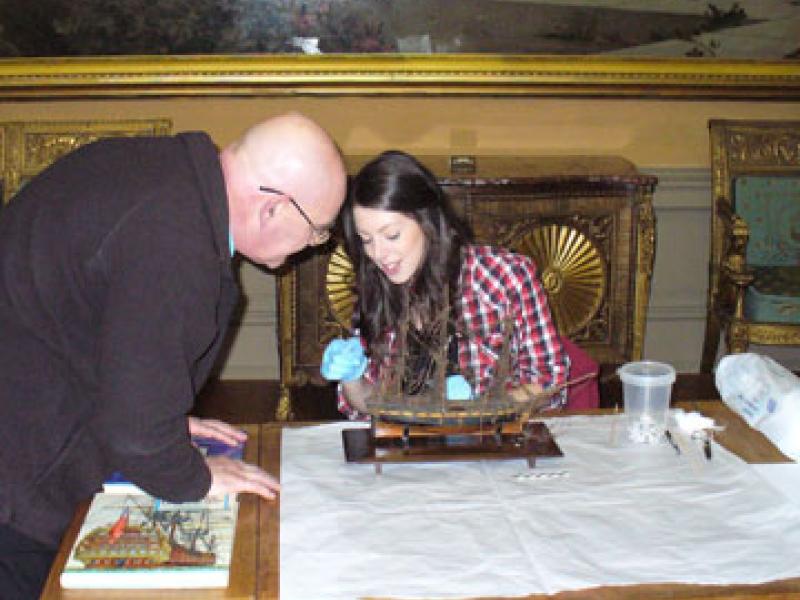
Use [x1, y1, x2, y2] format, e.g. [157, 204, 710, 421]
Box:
[206, 456, 280, 501]
[187, 416, 248, 447]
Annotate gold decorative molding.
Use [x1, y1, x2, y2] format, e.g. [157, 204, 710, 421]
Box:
[324, 245, 357, 333]
[728, 130, 800, 166]
[749, 323, 800, 345]
[632, 191, 656, 360]
[1, 119, 172, 203]
[0, 55, 798, 99]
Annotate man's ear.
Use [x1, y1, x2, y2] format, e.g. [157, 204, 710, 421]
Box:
[258, 194, 279, 230]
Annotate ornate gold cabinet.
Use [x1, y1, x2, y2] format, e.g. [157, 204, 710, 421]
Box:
[277, 155, 657, 418]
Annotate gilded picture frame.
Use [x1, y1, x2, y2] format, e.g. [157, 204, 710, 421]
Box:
[0, 1, 798, 99]
[0, 53, 797, 99]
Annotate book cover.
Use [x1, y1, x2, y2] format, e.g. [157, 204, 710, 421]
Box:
[60, 491, 238, 589]
[104, 436, 244, 494]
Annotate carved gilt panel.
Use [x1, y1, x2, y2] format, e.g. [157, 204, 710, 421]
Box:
[1, 119, 172, 204]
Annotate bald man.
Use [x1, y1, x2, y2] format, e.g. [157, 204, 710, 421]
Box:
[0, 112, 346, 597]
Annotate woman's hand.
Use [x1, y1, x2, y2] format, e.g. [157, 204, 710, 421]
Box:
[509, 382, 556, 412]
[320, 337, 368, 382]
[446, 374, 474, 400]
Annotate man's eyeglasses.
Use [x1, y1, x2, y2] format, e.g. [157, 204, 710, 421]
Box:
[259, 185, 331, 244]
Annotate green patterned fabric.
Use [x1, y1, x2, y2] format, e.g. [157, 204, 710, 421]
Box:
[745, 266, 800, 324]
[735, 176, 800, 267]
[734, 176, 800, 324]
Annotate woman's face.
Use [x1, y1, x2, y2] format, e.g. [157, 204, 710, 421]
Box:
[353, 205, 427, 285]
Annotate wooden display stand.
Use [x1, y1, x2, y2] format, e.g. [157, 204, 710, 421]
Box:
[342, 419, 562, 474]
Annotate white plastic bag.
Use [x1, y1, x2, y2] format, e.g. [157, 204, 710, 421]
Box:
[715, 353, 800, 461]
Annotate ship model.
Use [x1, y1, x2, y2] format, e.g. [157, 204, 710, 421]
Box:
[342, 288, 565, 471]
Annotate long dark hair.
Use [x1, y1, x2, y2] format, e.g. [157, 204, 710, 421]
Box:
[342, 151, 470, 364]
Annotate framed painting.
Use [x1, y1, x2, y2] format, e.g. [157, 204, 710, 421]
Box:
[0, 1, 797, 99]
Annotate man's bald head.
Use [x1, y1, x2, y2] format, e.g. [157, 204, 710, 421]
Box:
[221, 112, 346, 268]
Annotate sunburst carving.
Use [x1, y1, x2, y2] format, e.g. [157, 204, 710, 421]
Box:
[325, 244, 357, 329]
[511, 224, 606, 336]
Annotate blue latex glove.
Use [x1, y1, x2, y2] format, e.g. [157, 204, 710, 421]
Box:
[320, 338, 368, 382]
[446, 374, 474, 401]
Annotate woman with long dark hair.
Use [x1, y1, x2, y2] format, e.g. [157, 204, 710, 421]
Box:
[322, 150, 571, 418]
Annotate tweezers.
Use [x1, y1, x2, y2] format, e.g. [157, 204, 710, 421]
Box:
[664, 430, 681, 455]
[703, 436, 712, 460]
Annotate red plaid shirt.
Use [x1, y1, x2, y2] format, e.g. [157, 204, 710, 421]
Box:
[337, 245, 569, 419]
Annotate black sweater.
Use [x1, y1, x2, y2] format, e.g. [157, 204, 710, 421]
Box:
[0, 132, 239, 546]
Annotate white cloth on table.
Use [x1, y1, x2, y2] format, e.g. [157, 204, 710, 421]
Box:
[280, 416, 800, 600]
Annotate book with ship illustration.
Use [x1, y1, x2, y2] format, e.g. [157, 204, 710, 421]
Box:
[60, 490, 238, 589]
[103, 436, 244, 494]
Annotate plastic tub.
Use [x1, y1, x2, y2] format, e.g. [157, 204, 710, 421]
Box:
[617, 361, 676, 443]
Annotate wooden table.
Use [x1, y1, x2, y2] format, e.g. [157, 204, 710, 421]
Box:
[42, 403, 800, 599]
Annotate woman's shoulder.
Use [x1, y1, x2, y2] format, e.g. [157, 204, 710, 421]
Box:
[463, 244, 537, 274]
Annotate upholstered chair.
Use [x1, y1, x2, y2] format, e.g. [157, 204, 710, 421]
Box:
[701, 119, 800, 372]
